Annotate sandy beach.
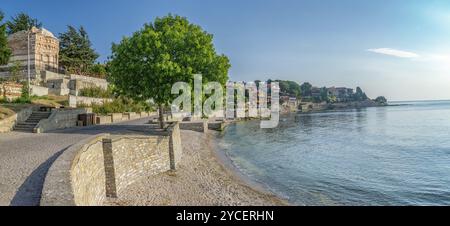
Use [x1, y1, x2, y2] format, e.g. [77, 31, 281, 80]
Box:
[107, 130, 288, 206]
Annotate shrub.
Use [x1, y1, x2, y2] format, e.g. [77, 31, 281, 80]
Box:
[78, 86, 113, 98]
[90, 97, 155, 115]
[375, 96, 388, 104]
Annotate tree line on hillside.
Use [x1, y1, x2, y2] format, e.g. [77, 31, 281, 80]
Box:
[0, 11, 106, 78]
[255, 79, 386, 105]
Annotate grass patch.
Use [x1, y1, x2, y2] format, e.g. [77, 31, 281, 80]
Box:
[78, 86, 114, 98]
[31, 95, 69, 107]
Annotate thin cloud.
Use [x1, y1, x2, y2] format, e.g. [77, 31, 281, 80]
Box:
[367, 48, 420, 58]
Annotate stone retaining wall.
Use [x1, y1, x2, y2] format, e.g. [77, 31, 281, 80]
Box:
[96, 115, 112, 124]
[69, 74, 108, 90]
[40, 123, 182, 206]
[34, 108, 90, 133]
[0, 82, 22, 101]
[95, 112, 157, 125]
[109, 113, 123, 122]
[0, 106, 34, 133]
[30, 85, 49, 97]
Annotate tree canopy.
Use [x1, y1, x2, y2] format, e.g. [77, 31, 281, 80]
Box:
[59, 25, 99, 74]
[109, 14, 231, 127]
[87, 63, 107, 78]
[6, 12, 42, 35]
[300, 82, 312, 97]
[375, 96, 387, 104]
[355, 86, 368, 101]
[275, 80, 302, 98]
[0, 11, 11, 65]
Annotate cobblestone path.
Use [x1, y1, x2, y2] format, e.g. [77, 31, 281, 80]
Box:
[0, 117, 155, 206]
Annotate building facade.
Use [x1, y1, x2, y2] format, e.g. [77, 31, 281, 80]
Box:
[327, 87, 354, 102]
[0, 27, 59, 81]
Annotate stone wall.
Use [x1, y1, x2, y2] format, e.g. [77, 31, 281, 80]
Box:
[208, 121, 226, 131]
[96, 115, 112, 124]
[0, 82, 22, 101]
[69, 95, 112, 108]
[34, 108, 90, 133]
[69, 74, 108, 91]
[41, 70, 65, 81]
[41, 123, 182, 206]
[71, 137, 106, 205]
[40, 135, 107, 206]
[30, 85, 49, 96]
[0, 106, 34, 133]
[179, 120, 208, 133]
[95, 112, 157, 125]
[46, 78, 70, 96]
[109, 113, 123, 123]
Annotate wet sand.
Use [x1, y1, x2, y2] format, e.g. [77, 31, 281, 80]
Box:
[108, 130, 288, 206]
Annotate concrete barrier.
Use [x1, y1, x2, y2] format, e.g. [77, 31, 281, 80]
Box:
[179, 120, 208, 133]
[96, 115, 112, 125]
[109, 113, 123, 122]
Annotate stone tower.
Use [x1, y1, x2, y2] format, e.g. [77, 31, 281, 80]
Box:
[0, 27, 59, 82]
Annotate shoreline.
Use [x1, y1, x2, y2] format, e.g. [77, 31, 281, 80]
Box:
[108, 130, 288, 206]
[207, 131, 291, 205]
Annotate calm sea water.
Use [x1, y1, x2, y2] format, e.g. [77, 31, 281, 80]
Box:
[216, 100, 450, 205]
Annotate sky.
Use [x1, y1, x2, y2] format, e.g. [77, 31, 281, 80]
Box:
[2, 0, 450, 101]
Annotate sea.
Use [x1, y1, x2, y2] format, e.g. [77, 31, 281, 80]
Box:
[216, 100, 450, 205]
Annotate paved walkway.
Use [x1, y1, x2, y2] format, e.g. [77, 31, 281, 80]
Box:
[0, 117, 156, 206]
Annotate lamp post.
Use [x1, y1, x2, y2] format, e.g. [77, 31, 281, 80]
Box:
[27, 29, 31, 97]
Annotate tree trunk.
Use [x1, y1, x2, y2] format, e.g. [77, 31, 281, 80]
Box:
[158, 104, 165, 129]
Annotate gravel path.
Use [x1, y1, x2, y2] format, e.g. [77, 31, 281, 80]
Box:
[0, 117, 155, 206]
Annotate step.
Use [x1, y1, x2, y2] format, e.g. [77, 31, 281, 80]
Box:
[25, 119, 41, 123]
[18, 122, 38, 125]
[28, 115, 50, 118]
[15, 128, 35, 131]
[26, 118, 47, 121]
[27, 118, 46, 121]
[29, 114, 51, 117]
[14, 129, 33, 132]
[14, 123, 36, 128]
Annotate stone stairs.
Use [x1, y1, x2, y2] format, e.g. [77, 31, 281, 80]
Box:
[14, 111, 52, 132]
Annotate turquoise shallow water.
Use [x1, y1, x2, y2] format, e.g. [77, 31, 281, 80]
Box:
[216, 100, 450, 205]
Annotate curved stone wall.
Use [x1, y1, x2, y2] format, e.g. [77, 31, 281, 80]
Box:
[41, 123, 182, 206]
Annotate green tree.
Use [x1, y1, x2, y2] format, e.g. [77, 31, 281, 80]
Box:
[275, 80, 301, 98]
[6, 12, 42, 35]
[375, 96, 387, 104]
[355, 86, 368, 101]
[0, 11, 11, 65]
[300, 82, 312, 98]
[320, 87, 329, 102]
[109, 14, 230, 128]
[59, 26, 99, 74]
[87, 63, 107, 78]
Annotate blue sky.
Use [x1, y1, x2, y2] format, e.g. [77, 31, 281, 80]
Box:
[2, 0, 450, 101]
